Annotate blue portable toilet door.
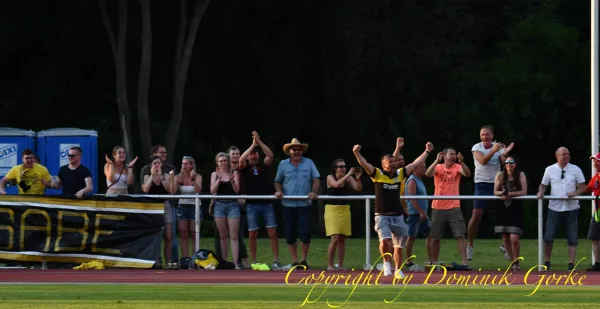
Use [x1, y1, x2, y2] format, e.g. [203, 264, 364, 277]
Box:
[0, 142, 24, 195]
[44, 138, 96, 195]
[0, 128, 37, 195]
[0, 143, 20, 176]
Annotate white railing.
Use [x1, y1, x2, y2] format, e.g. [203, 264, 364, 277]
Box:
[99, 194, 598, 271]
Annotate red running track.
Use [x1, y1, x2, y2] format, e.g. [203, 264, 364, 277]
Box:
[0, 269, 599, 285]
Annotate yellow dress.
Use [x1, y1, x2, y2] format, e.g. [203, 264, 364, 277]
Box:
[324, 178, 352, 236]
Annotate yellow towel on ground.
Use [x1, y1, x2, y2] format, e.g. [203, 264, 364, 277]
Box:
[73, 260, 105, 270]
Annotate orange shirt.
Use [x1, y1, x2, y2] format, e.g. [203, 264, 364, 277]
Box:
[587, 173, 600, 196]
[432, 163, 462, 210]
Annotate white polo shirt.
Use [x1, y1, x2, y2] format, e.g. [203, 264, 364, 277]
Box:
[541, 163, 585, 212]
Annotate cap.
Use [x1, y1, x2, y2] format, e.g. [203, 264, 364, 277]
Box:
[590, 152, 600, 160]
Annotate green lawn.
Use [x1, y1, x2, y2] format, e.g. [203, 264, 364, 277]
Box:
[0, 284, 598, 308]
[176, 237, 596, 271]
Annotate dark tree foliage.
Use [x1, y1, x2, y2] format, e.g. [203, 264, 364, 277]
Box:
[0, 0, 593, 238]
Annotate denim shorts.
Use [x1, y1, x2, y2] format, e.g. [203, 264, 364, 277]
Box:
[474, 183, 495, 209]
[544, 209, 579, 246]
[177, 204, 203, 221]
[213, 200, 241, 219]
[246, 203, 277, 231]
[407, 214, 431, 238]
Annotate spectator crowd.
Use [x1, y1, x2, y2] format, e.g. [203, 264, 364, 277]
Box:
[1, 127, 600, 278]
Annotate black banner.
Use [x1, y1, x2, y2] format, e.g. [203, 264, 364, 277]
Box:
[0, 195, 164, 268]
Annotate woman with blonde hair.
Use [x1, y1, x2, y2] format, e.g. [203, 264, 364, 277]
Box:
[171, 156, 203, 260]
[104, 146, 138, 195]
[325, 158, 362, 270]
[210, 152, 242, 269]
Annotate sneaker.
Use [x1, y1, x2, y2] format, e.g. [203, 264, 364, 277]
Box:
[450, 262, 471, 271]
[271, 261, 282, 270]
[405, 262, 415, 269]
[433, 261, 445, 271]
[511, 263, 520, 271]
[383, 262, 393, 276]
[467, 246, 474, 261]
[394, 269, 406, 279]
[281, 264, 293, 271]
[568, 263, 575, 271]
[376, 263, 384, 271]
[407, 264, 422, 272]
[334, 263, 347, 270]
[500, 244, 511, 261]
[544, 261, 551, 271]
[587, 262, 600, 271]
[299, 260, 310, 270]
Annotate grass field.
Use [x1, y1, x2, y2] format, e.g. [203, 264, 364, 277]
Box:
[1, 284, 598, 308]
[184, 237, 596, 271]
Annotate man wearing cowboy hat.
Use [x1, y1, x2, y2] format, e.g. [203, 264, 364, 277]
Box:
[567, 152, 600, 271]
[353, 140, 434, 279]
[274, 138, 321, 270]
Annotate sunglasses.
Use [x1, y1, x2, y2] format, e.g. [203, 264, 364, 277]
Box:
[67, 154, 79, 158]
[505, 160, 515, 165]
[337, 165, 347, 169]
[291, 148, 303, 152]
[561, 170, 565, 179]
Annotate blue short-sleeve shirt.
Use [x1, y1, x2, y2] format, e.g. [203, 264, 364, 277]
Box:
[274, 157, 321, 207]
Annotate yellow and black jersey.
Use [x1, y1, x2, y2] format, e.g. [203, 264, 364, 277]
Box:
[369, 167, 407, 215]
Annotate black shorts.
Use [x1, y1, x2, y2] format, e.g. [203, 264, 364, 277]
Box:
[587, 219, 600, 241]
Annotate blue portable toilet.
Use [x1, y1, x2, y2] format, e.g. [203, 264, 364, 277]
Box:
[36, 128, 98, 195]
[0, 127, 37, 194]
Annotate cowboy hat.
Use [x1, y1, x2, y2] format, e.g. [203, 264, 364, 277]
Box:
[283, 138, 309, 154]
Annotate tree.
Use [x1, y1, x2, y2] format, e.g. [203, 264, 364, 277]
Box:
[166, 0, 212, 163]
[98, 0, 134, 159]
[98, 0, 211, 165]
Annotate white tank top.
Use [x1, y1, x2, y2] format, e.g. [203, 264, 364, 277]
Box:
[107, 173, 128, 190]
[179, 185, 201, 205]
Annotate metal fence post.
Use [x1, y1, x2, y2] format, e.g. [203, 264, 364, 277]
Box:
[195, 197, 201, 254]
[538, 198, 543, 271]
[365, 198, 371, 270]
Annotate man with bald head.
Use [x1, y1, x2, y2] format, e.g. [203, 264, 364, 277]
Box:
[537, 147, 586, 271]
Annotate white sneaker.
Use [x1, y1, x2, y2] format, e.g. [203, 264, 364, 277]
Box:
[467, 246, 474, 261]
[383, 262, 393, 276]
[376, 263, 383, 271]
[500, 245, 511, 261]
[395, 269, 406, 279]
